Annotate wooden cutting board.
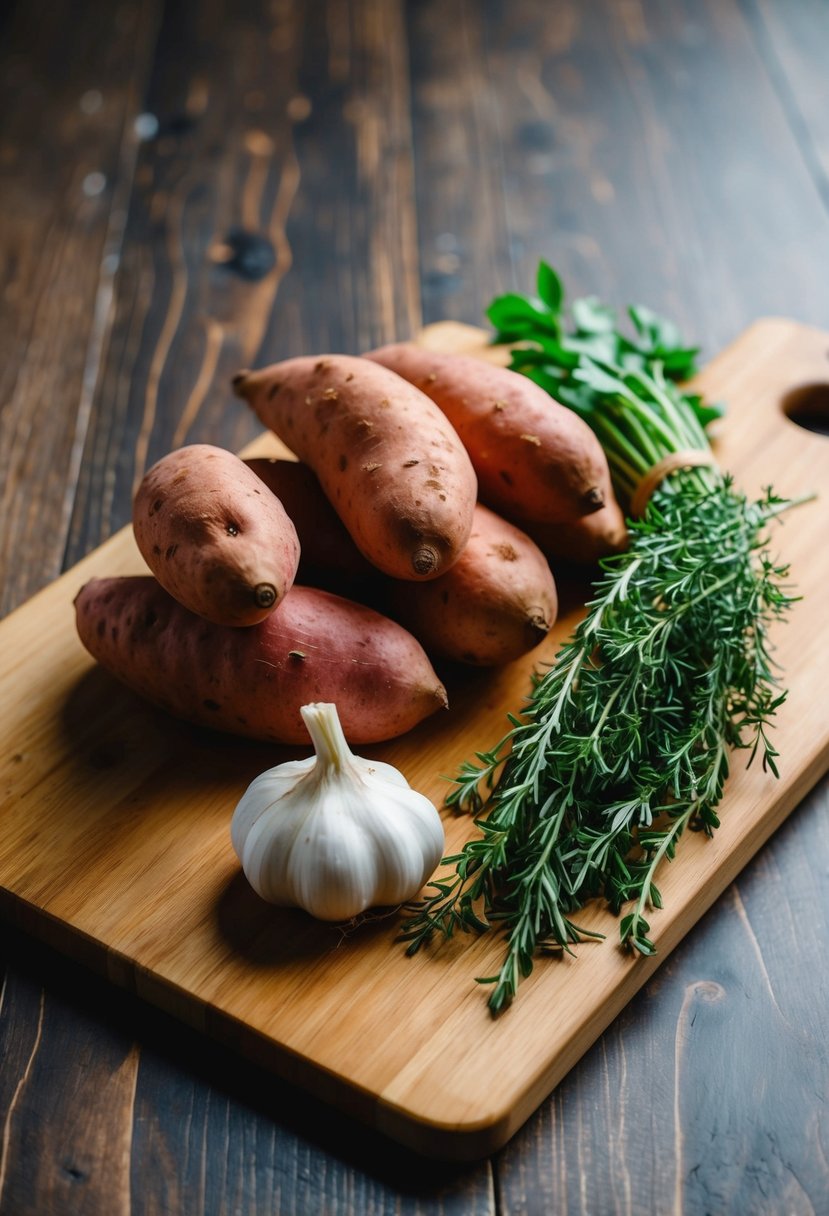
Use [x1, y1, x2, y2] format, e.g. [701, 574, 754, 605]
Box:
[1, 318, 827, 1160]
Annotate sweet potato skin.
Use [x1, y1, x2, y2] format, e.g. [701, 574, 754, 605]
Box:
[233, 355, 477, 580]
[133, 444, 300, 626]
[365, 344, 616, 528]
[387, 505, 558, 665]
[74, 578, 447, 744]
[244, 457, 374, 587]
[246, 462, 561, 658]
[519, 497, 629, 565]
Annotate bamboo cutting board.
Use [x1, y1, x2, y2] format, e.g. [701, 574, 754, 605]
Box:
[1, 319, 827, 1160]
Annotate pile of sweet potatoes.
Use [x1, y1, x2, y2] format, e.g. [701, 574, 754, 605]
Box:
[75, 344, 627, 744]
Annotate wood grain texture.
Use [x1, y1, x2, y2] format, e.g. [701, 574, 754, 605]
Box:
[744, 0, 829, 210]
[405, 0, 515, 323]
[0, 927, 495, 1216]
[0, 0, 162, 616]
[3, 0, 829, 1208]
[0, 964, 137, 1216]
[408, 0, 829, 349]
[0, 318, 827, 1162]
[493, 780, 829, 1214]
[63, 0, 421, 569]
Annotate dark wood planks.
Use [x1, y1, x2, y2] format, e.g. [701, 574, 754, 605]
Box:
[0, 0, 162, 616]
[404, 0, 517, 326]
[491, 781, 829, 1213]
[64, 0, 422, 568]
[0, 928, 496, 1216]
[743, 0, 829, 211]
[409, 0, 829, 349]
[0, 962, 138, 1216]
[0, 6, 157, 1204]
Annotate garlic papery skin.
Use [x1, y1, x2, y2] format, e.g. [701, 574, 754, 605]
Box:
[230, 702, 445, 921]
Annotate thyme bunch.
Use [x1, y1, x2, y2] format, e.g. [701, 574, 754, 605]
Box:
[400, 264, 796, 1013]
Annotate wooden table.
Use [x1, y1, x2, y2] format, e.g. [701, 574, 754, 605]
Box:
[2, 1, 827, 1211]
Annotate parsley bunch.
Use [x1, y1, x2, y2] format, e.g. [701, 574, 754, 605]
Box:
[400, 263, 796, 1013]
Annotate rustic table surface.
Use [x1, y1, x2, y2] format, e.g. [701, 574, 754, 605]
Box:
[2, 1, 828, 1212]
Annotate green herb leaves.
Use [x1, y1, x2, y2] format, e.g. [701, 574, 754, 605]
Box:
[487, 260, 700, 378]
[486, 261, 725, 505]
[400, 265, 795, 1014]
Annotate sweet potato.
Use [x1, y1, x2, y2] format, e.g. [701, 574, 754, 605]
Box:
[75, 578, 447, 744]
[246, 462, 559, 658]
[518, 499, 629, 565]
[365, 344, 618, 532]
[233, 355, 477, 580]
[244, 457, 374, 588]
[133, 444, 300, 626]
[387, 504, 558, 665]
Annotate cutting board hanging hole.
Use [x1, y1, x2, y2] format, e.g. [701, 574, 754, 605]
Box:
[782, 382, 829, 437]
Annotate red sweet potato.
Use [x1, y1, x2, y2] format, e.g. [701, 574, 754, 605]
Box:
[233, 355, 477, 580]
[518, 499, 629, 565]
[387, 504, 558, 665]
[74, 578, 447, 744]
[244, 457, 374, 588]
[365, 344, 621, 541]
[133, 444, 300, 626]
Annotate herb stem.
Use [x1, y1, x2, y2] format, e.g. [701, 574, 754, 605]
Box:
[401, 263, 796, 1012]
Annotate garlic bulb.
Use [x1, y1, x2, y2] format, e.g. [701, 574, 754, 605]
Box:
[230, 702, 445, 920]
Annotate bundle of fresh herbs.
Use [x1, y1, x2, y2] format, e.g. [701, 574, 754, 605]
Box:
[400, 262, 797, 1013]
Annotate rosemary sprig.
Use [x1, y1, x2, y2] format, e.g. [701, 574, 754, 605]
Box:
[400, 263, 797, 1014]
